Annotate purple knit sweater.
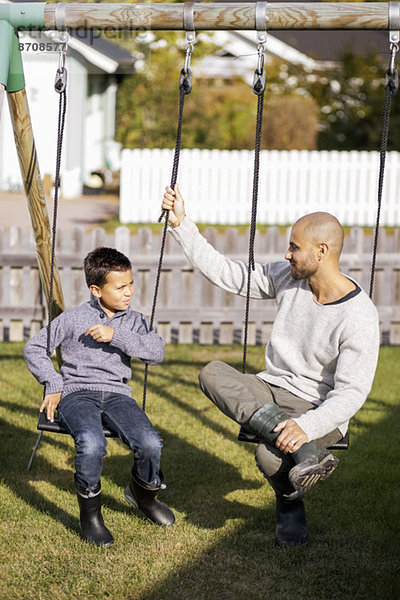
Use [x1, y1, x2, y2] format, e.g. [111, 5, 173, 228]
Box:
[23, 295, 165, 398]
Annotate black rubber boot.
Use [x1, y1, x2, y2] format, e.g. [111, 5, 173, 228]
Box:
[124, 469, 175, 526]
[266, 469, 308, 548]
[76, 489, 114, 548]
[275, 495, 308, 548]
[247, 403, 339, 493]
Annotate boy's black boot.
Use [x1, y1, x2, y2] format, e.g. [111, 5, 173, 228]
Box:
[246, 403, 339, 493]
[124, 469, 175, 526]
[266, 469, 308, 548]
[76, 485, 114, 548]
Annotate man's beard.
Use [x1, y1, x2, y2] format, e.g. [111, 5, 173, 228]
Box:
[289, 259, 318, 280]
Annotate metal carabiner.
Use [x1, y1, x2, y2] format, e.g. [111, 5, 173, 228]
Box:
[389, 41, 399, 75]
[55, 38, 69, 94]
[183, 42, 194, 75]
[253, 43, 266, 95]
[256, 43, 265, 75]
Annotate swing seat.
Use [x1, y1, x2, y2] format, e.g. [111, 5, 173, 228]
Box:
[237, 425, 349, 450]
[37, 410, 118, 438]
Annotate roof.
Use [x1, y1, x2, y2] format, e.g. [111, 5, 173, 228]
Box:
[247, 0, 391, 63]
[271, 30, 390, 63]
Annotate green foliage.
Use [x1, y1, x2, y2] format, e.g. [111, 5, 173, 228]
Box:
[263, 95, 319, 150]
[116, 37, 320, 150]
[281, 51, 400, 150]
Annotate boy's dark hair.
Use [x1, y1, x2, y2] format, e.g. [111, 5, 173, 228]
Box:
[84, 247, 132, 288]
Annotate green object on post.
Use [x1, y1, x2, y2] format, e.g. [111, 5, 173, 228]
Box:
[0, 21, 12, 87]
[0, 20, 25, 91]
[0, 3, 46, 30]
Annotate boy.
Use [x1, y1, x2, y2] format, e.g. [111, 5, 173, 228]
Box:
[24, 247, 175, 548]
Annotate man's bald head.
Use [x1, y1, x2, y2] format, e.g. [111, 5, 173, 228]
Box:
[293, 212, 344, 260]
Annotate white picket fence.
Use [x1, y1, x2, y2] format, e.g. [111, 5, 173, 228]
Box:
[120, 148, 400, 226]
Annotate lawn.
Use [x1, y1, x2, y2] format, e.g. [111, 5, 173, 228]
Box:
[0, 343, 399, 600]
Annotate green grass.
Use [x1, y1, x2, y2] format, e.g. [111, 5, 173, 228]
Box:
[100, 218, 291, 235]
[1, 343, 400, 600]
[99, 216, 395, 236]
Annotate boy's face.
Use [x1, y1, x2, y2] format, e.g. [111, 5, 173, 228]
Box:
[90, 269, 134, 317]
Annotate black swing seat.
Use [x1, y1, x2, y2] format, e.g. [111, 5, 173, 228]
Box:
[37, 410, 118, 438]
[238, 426, 349, 450]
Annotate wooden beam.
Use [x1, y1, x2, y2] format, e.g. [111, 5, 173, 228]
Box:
[7, 88, 65, 320]
[43, 2, 389, 32]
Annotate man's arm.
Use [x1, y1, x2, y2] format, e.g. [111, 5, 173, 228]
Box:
[162, 185, 277, 299]
[293, 317, 380, 442]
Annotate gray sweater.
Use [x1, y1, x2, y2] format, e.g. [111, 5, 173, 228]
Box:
[170, 217, 380, 441]
[23, 295, 165, 398]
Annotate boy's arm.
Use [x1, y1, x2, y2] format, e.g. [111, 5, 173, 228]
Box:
[109, 313, 165, 365]
[23, 318, 65, 394]
[23, 315, 66, 421]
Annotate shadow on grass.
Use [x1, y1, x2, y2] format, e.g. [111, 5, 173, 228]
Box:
[0, 415, 81, 535]
[0, 385, 262, 537]
[135, 395, 400, 600]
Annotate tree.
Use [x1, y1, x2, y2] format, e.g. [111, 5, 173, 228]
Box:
[282, 51, 400, 151]
[262, 95, 319, 150]
[116, 40, 320, 150]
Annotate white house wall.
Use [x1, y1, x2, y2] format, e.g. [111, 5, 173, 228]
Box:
[64, 56, 88, 198]
[84, 76, 106, 179]
[0, 50, 61, 192]
[0, 33, 119, 198]
[0, 36, 83, 197]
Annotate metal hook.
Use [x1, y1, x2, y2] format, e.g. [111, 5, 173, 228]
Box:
[183, 2, 196, 74]
[253, 2, 267, 94]
[255, 1, 268, 46]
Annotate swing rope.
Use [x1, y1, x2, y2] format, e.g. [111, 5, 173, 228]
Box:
[242, 24, 267, 375]
[369, 43, 399, 299]
[46, 58, 68, 354]
[142, 25, 195, 412]
[27, 41, 68, 471]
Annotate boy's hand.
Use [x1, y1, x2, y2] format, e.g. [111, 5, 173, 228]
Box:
[162, 184, 185, 228]
[40, 392, 62, 422]
[85, 325, 114, 343]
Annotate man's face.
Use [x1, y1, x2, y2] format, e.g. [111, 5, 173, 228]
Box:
[285, 225, 319, 280]
[93, 269, 134, 316]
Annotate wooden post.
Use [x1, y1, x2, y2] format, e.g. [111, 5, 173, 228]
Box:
[7, 88, 65, 319]
[43, 2, 389, 31]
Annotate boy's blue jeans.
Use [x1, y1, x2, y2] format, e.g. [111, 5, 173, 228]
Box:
[58, 390, 163, 493]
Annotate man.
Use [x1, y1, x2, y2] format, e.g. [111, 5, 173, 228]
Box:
[162, 185, 380, 547]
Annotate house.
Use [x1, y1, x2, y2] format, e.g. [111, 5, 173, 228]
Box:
[0, 0, 135, 198]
